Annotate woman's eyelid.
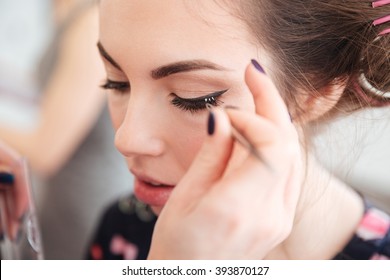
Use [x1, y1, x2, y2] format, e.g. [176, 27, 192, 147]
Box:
[105, 78, 129, 84]
[102, 62, 128, 81]
[172, 89, 229, 101]
[102, 65, 129, 89]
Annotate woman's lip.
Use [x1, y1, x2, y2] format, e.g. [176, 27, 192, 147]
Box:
[133, 177, 174, 207]
[130, 170, 172, 186]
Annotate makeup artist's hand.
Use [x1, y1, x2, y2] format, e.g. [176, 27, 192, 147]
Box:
[0, 140, 30, 240]
[148, 61, 302, 259]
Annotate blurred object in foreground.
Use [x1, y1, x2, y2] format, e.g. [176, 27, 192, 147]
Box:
[0, 166, 43, 259]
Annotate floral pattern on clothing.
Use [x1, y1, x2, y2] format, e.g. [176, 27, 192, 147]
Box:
[334, 204, 390, 260]
[86, 195, 156, 260]
[87, 194, 390, 260]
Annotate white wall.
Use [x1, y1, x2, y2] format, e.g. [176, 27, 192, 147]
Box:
[313, 107, 390, 212]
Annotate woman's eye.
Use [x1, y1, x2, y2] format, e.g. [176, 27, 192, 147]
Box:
[170, 89, 228, 113]
[101, 79, 130, 93]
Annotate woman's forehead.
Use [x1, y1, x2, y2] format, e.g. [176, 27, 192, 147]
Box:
[98, 0, 256, 72]
[99, 0, 249, 42]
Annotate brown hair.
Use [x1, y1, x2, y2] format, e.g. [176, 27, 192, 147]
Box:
[224, 0, 390, 120]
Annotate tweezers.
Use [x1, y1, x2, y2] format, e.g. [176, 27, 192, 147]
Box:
[206, 103, 273, 172]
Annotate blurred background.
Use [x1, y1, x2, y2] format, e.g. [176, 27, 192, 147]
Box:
[0, 0, 133, 259]
[0, 0, 389, 260]
[313, 108, 390, 213]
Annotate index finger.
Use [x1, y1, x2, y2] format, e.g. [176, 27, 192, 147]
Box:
[245, 60, 291, 127]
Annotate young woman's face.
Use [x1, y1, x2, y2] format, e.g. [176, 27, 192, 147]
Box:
[99, 0, 262, 213]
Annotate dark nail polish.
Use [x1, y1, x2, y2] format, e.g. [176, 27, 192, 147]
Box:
[251, 59, 266, 74]
[207, 111, 215, 135]
[0, 172, 14, 184]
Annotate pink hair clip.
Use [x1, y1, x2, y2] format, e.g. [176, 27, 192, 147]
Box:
[372, 0, 390, 8]
[372, 0, 390, 35]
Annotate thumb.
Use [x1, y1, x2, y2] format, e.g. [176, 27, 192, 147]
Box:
[172, 108, 234, 201]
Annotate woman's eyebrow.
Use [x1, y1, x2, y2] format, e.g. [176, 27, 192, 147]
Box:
[97, 41, 228, 77]
[151, 60, 228, 80]
[97, 41, 122, 70]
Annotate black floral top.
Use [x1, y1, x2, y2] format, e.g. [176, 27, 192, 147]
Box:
[86, 194, 390, 260]
[86, 195, 156, 260]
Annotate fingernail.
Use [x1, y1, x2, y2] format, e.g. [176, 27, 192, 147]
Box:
[0, 172, 14, 184]
[207, 111, 215, 135]
[251, 59, 266, 74]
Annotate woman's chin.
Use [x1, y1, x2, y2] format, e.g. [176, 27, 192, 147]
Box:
[151, 206, 163, 215]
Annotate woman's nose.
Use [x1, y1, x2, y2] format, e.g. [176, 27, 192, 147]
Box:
[114, 102, 165, 158]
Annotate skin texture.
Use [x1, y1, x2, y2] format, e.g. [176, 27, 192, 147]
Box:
[100, 0, 260, 209]
[99, 0, 364, 259]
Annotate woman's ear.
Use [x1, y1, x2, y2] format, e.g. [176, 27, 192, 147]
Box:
[297, 79, 347, 123]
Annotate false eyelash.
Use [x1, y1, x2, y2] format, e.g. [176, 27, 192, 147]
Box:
[101, 79, 130, 93]
[170, 89, 228, 113]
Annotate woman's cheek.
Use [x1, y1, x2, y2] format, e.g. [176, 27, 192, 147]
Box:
[176, 121, 208, 170]
[108, 96, 128, 131]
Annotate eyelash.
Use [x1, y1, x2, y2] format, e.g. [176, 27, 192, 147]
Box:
[101, 79, 130, 93]
[101, 79, 227, 112]
[170, 89, 227, 112]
